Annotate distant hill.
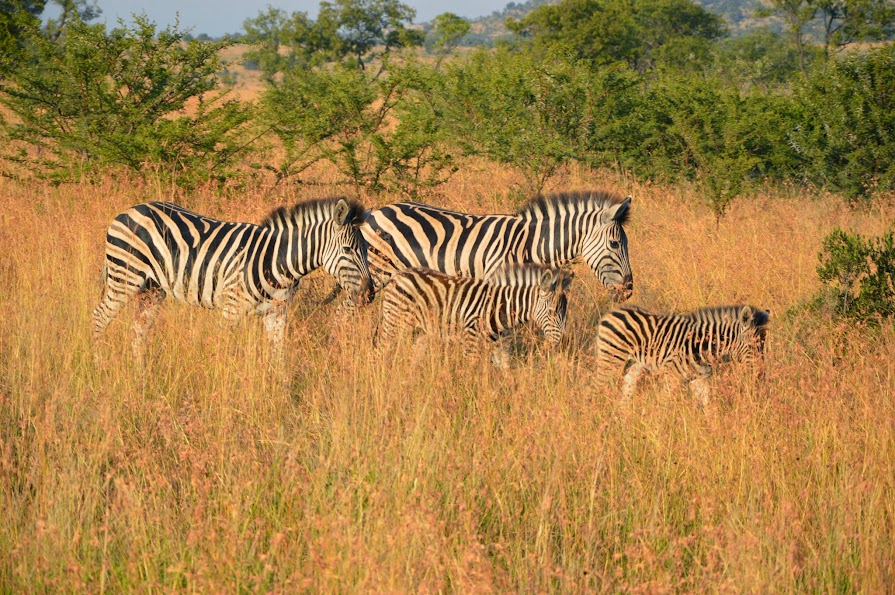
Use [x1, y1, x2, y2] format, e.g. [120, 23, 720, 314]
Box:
[455, 0, 778, 46]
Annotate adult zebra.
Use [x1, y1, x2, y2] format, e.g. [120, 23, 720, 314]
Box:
[92, 197, 373, 362]
[360, 189, 633, 301]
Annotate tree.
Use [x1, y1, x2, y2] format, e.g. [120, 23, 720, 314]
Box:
[0, 15, 253, 188]
[45, 0, 100, 41]
[815, 228, 895, 320]
[258, 58, 455, 197]
[506, 0, 726, 72]
[641, 74, 761, 223]
[439, 48, 639, 194]
[759, 0, 895, 75]
[0, 0, 46, 73]
[242, 0, 422, 77]
[428, 12, 470, 66]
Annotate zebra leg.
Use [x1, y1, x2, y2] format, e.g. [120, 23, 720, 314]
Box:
[489, 337, 511, 370]
[688, 374, 711, 408]
[132, 287, 165, 363]
[263, 303, 288, 364]
[621, 362, 645, 399]
[92, 263, 144, 339]
[461, 328, 484, 361]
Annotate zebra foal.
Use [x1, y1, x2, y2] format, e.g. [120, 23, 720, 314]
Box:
[375, 264, 573, 365]
[594, 304, 770, 405]
[92, 197, 373, 362]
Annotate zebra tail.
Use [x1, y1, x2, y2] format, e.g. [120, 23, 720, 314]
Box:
[98, 262, 108, 299]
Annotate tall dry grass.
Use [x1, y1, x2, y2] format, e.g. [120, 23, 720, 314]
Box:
[1, 166, 893, 591]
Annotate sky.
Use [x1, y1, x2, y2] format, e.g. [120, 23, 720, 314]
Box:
[45, 0, 512, 36]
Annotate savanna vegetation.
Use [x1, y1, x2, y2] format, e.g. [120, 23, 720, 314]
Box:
[1, 0, 894, 590]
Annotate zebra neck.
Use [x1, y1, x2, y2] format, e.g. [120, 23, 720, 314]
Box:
[524, 212, 583, 265]
[259, 224, 325, 283]
[486, 287, 532, 337]
[689, 319, 734, 359]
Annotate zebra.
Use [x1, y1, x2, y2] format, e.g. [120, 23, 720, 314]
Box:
[375, 264, 573, 366]
[91, 197, 373, 362]
[594, 304, 770, 405]
[359, 189, 633, 301]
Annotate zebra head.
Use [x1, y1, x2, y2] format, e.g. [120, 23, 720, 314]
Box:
[727, 306, 771, 363]
[581, 196, 633, 302]
[534, 269, 573, 344]
[323, 198, 374, 305]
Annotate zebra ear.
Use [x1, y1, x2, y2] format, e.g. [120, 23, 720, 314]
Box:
[740, 305, 753, 325]
[333, 199, 351, 226]
[605, 197, 631, 224]
[540, 270, 559, 292]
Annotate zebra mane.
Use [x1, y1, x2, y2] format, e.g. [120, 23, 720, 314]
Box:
[685, 305, 771, 327]
[260, 196, 365, 229]
[486, 263, 560, 287]
[515, 189, 630, 224]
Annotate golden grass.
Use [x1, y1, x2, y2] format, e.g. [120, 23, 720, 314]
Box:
[1, 166, 894, 591]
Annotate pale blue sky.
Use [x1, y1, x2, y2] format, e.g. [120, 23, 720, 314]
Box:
[46, 0, 512, 36]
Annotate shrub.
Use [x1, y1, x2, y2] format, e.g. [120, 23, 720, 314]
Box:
[0, 15, 253, 189]
[789, 45, 895, 201]
[815, 227, 895, 321]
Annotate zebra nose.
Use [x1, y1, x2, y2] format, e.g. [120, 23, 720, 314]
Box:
[355, 275, 374, 305]
[612, 275, 633, 302]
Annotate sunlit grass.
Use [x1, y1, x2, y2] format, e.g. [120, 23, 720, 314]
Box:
[1, 168, 893, 590]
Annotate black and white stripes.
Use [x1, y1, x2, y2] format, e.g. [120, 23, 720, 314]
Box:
[594, 304, 770, 404]
[362, 190, 633, 301]
[92, 198, 372, 359]
[375, 264, 572, 363]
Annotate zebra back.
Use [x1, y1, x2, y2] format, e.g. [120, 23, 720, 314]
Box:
[361, 189, 631, 300]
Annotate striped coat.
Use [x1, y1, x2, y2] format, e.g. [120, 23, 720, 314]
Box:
[362, 190, 632, 301]
[595, 304, 770, 404]
[376, 264, 572, 363]
[92, 197, 372, 361]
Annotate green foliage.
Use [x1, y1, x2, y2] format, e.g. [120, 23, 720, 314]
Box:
[259, 58, 455, 197]
[0, 15, 253, 189]
[643, 74, 760, 220]
[440, 48, 639, 194]
[427, 12, 470, 64]
[711, 29, 808, 90]
[0, 0, 45, 74]
[789, 44, 895, 200]
[507, 0, 727, 72]
[242, 0, 422, 77]
[815, 227, 895, 320]
[759, 0, 895, 73]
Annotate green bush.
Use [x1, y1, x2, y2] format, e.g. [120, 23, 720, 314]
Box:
[790, 45, 895, 201]
[440, 48, 639, 194]
[815, 228, 895, 321]
[259, 58, 455, 197]
[0, 15, 253, 189]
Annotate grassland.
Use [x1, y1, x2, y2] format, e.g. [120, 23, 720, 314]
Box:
[1, 165, 893, 591]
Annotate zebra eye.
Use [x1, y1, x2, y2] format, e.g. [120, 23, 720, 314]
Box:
[609, 240, 621, 250]
[342, 246, 353, 254]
